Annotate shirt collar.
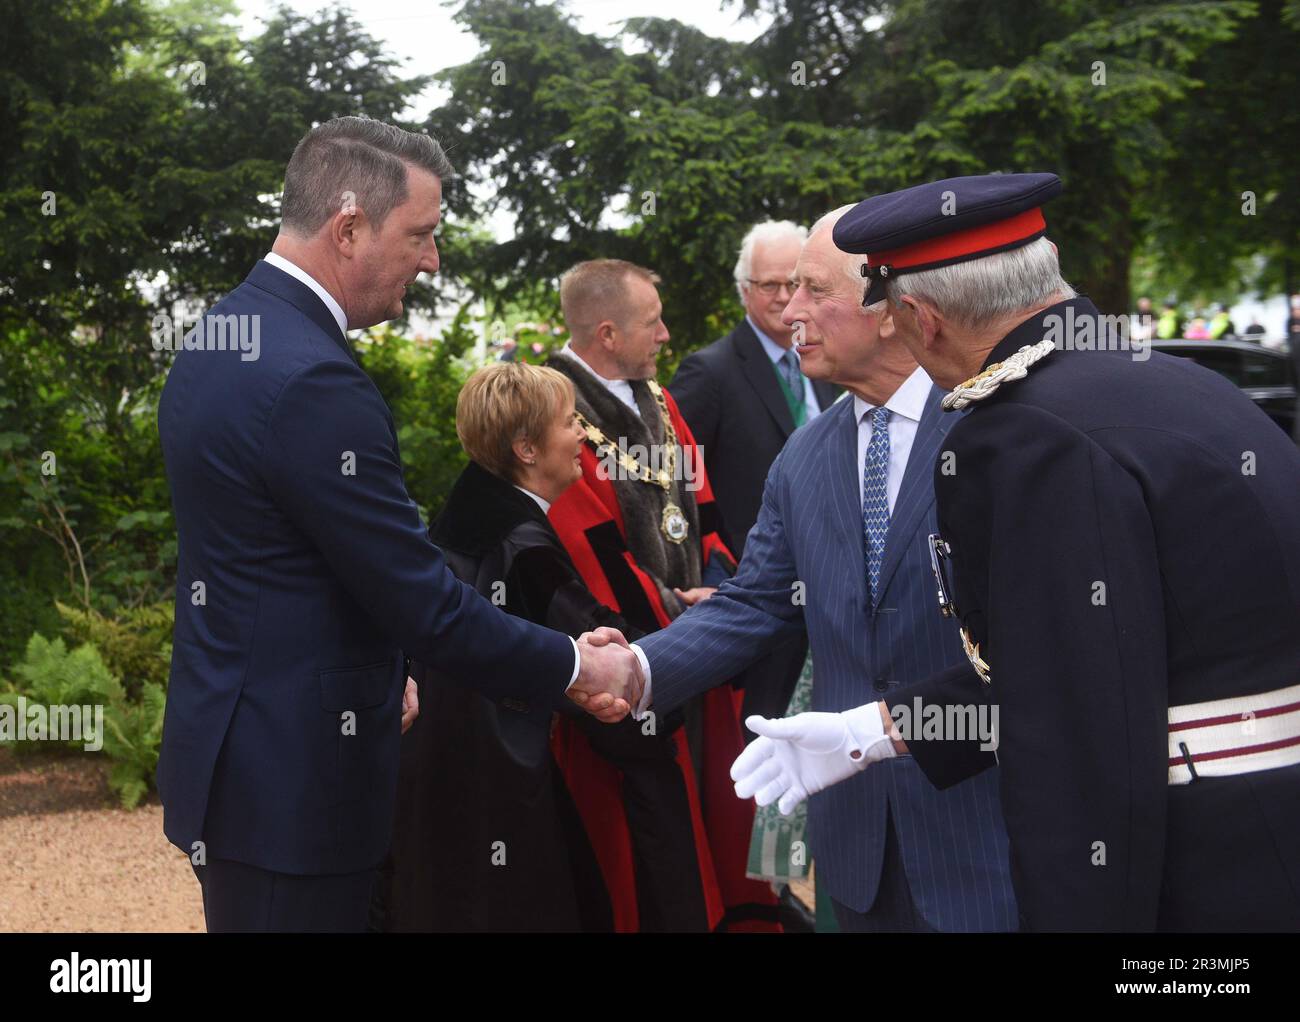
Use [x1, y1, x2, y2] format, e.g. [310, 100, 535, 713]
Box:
[852, 364, 933, 425]
[560, 339, 630, 389]
[264, 252, 348, 339]
[746, 316, 795, 364]
[557, 340, 644, 417]
[514, 485, 551, 514]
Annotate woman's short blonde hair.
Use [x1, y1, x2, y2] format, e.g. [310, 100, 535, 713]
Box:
[456, 362, 576, 482]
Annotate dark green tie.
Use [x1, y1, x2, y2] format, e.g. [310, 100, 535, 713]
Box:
[776, 349, 807, 428]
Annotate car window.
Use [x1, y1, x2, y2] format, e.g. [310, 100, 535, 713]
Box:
[1167, 347, 1245, 386]
[1240, 350, 1289, 387]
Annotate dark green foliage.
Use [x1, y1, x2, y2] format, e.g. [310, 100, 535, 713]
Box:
[432, 0, 1290, 334]
[355, 308, 478, 522]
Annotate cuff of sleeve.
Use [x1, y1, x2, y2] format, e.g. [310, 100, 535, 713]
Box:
[843, 700, 898, 763]
[564, 637, 581, 689]
[630, 643, 653, 719]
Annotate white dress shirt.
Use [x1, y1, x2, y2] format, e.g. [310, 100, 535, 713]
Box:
[747, 316, 823, 421]
[558, 340, 641, 416]
[853, 364, 933, 515]
[263, 252, 349, 338]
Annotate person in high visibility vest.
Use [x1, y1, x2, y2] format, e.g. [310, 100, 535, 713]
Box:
[1155, 299, 1182, 339]
[1207, 303, 1236, 339]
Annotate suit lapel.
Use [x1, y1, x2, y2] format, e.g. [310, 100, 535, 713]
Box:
[734, 321, 797, 437]
[246, 260, 355, 364]
[825, 399, 868, 610]
[876, 385, 952, 601]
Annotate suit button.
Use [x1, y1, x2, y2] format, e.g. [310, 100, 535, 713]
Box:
[872, 678, 889, 693]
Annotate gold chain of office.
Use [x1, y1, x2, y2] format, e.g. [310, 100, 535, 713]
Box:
[575, 380, 690, 544]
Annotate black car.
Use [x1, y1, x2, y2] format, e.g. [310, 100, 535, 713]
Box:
[1151, 339, 1297, 439]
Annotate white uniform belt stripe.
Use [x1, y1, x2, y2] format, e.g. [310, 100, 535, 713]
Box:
[1169, 698, 1300, 733]
[1167, 682, 1300, 786]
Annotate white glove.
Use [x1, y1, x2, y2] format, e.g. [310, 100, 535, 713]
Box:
[730, 704, 897, 815]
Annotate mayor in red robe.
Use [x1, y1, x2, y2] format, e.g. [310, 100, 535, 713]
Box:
[543, 263, 779, 931]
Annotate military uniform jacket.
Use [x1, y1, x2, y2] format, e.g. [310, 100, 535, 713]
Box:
[901, 297, 1300, 931]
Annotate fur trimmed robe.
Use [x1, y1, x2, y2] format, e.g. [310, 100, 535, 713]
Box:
[544, 352, 779, 932]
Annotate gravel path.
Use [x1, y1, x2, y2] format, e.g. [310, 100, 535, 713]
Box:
[0, 749, 203, 932]
[1, 747, 809, 932]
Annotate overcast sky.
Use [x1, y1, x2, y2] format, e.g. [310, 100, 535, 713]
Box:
[224, 0, 775, 335]
[235, 0, 772, 118]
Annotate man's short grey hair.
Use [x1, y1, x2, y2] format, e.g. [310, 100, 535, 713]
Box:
[280, 116, 454, 236]
[560, 258, 661, 341]
[734, 220, 808, 302]
[883, 236, 1076, 331]
[809, 205, 869, 290]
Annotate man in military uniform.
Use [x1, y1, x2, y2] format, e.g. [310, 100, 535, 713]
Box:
[731, 173, 1300, 931]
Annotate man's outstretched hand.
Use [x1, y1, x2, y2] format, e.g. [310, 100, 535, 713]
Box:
[568, 627, 643, 723]
[671, 586, 716, 607]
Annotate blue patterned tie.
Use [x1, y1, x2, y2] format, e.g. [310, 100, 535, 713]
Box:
[862, 407, 891, 604]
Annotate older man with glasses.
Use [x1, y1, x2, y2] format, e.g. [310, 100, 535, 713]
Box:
[670, 222, 842, 734]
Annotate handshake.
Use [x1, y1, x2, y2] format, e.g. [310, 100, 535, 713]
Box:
[566, 627, 646, 723]
[565, 631, 905, 813]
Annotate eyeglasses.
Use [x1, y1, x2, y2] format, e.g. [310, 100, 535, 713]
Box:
[747, 278, 796, 297]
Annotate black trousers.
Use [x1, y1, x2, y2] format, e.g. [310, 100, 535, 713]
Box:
[191, 857, 377, 933]
[831, 807, 935, 933]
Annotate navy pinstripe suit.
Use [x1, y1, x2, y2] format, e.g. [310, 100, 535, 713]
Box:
[638, 385, 1018, 930]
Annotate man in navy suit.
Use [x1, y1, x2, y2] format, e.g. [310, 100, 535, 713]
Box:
[157, 117, 641, 932]
[587, 206, 1017, 931]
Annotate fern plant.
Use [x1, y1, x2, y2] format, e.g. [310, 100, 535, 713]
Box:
[4, 633, 121, 710]
[55, 600, 172, 696]
[1, 632, 166, 808]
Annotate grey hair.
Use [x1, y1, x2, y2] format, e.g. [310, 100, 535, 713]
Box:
[733, 220, 808, 302]
[883, 236, 1076, 330]
[280, 116, 454, 236]
[809, 204, 869, 290]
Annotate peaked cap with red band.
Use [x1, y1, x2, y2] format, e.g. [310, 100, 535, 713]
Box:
[832, 172, 1063, 305]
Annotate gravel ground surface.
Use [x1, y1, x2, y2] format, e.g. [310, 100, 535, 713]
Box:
[0, 749, 203, 932]
[0, 747, 809, 932]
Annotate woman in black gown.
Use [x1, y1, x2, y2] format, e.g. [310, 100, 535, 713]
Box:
[374, 362, 639, 931]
